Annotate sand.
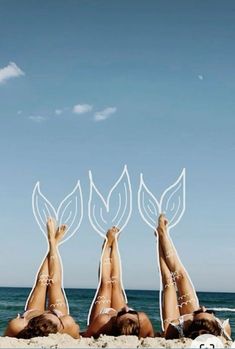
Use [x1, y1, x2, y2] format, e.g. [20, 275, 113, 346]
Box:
[0, 334, 232, 348]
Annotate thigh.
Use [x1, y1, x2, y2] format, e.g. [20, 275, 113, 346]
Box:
[111, 281, 126, 311]
[162, 282, 180, 333]
[176, 271, 199, 315]
[89, 283, 112, 324]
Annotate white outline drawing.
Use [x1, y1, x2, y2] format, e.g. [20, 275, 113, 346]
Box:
[138, 169, 186, 231]
[32, 181, 83, 245]
[88, 165, 132, 237]
[137, 169, 199, 330]
[25, 181, 83, 313]
[87, 165, 132, 325]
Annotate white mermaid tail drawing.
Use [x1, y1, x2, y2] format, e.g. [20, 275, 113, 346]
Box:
[138, 168, 185, 231]
[32, 181, 83, 244]
[25, 181, 83, 312]
[87, 165, 132, 324]
[137, 169, 197, 330]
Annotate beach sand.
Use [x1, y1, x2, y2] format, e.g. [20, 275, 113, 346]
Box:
[0, 334, 232, 348]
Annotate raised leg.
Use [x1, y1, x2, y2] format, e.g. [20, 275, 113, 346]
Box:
[25, 219, 55, 311]
[157, 240, 180, 332]
[88, 230, 114, 324]
[47, 219, 69, 316]
[156, 215, 199, 315]
[110, 228, 126, 311]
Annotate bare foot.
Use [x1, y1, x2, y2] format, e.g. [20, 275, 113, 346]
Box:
[47, 218, 57, 242]
[55, 224, 67, 244]
[155, 214, 168, 236]
[106, 226, 119, 245]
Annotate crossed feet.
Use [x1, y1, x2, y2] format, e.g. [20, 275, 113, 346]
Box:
[155, 213, 168, 237]
[106, 226, 120, 246]
[47, 217, 67, 245]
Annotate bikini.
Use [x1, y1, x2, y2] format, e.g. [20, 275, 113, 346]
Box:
[169, 316, 185, 337]
[99, 307, 135, 316]
[169, 315, 232, 340]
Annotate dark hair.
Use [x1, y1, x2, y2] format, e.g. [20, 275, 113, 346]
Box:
[17, 314, 58, 339]
[115, 317, 140, 336]
[185, 319, 222, 339]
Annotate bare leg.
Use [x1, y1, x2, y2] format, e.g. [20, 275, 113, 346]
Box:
[110, 228, 126, 310]
[25, 253, 49, 311]
[157, 241, 180, 332]
[47, 219, 69, 315]
[88, 230, 114, 324]
[156, 215, 199, 315]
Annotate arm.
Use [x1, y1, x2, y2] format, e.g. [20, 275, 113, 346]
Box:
[83, 314, 112, 338]
[139, 313, 155, 337]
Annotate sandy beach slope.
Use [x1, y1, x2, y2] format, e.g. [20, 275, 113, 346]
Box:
[0, 334, 232, 348]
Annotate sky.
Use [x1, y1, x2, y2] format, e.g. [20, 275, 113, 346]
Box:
[0, 0, 235, 292]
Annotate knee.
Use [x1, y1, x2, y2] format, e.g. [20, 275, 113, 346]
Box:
[100, 279, 112, 291]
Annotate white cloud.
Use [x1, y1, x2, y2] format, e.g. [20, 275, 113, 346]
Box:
[73, 104, 93, 114]
[94, 107, 117, 122]
[55, 109, 63, 115]
[198, 74, 204, 80]
[29, 115, 46, 123]
[17, 110, 22, 115]
[0, 62, 25, 84]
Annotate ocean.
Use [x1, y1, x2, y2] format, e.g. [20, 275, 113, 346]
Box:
[0, 287, 234, 337]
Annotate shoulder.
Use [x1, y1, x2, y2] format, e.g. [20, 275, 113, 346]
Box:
[138, 312, 154, 337]
[83, 314, 114, 338]
[4, 318, 25, 337]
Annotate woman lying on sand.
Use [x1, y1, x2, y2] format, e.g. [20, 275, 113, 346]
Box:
[83, 227, 154, 338]
[156, 214, 231, 340]
[4, 218, 80, 339]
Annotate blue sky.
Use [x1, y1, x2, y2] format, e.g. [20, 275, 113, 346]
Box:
[0, 0, 235, 292]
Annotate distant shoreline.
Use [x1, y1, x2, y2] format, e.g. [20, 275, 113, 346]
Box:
[0, 286, 234, 294]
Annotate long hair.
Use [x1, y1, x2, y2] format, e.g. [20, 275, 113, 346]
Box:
[185, 319, 222, 339]
[17, 314, 58, 339]
[115, 316, 140, 336]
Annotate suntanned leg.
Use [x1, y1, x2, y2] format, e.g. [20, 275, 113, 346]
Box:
[156, 214, 199, 315]
[110, 227, 126, 311]
[157, 241, 180, 332]
[25, 219, 67, 312]
[88, 229, 114, 324]
[47, 219, 69, 315]
[25, 253, 49, 312]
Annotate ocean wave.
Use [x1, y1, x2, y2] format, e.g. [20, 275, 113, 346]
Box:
[208, 307, 235, 312]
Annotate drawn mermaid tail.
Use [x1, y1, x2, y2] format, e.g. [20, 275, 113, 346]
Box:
[25, 181, 83, 313]
[138, 168, 185, 231]
[32, 181, 83, 244]
[138, 169, 198, 330]
[87, 165, 132, 325]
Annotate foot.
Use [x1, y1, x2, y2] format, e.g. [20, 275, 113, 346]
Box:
[155, 214, 168, 236]
[106, 226, 119, 245]
[55, 224, 67, 244]
[47, 218, 57, 243]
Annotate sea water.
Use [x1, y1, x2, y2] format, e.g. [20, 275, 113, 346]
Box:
[0, 287, 234, 337]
